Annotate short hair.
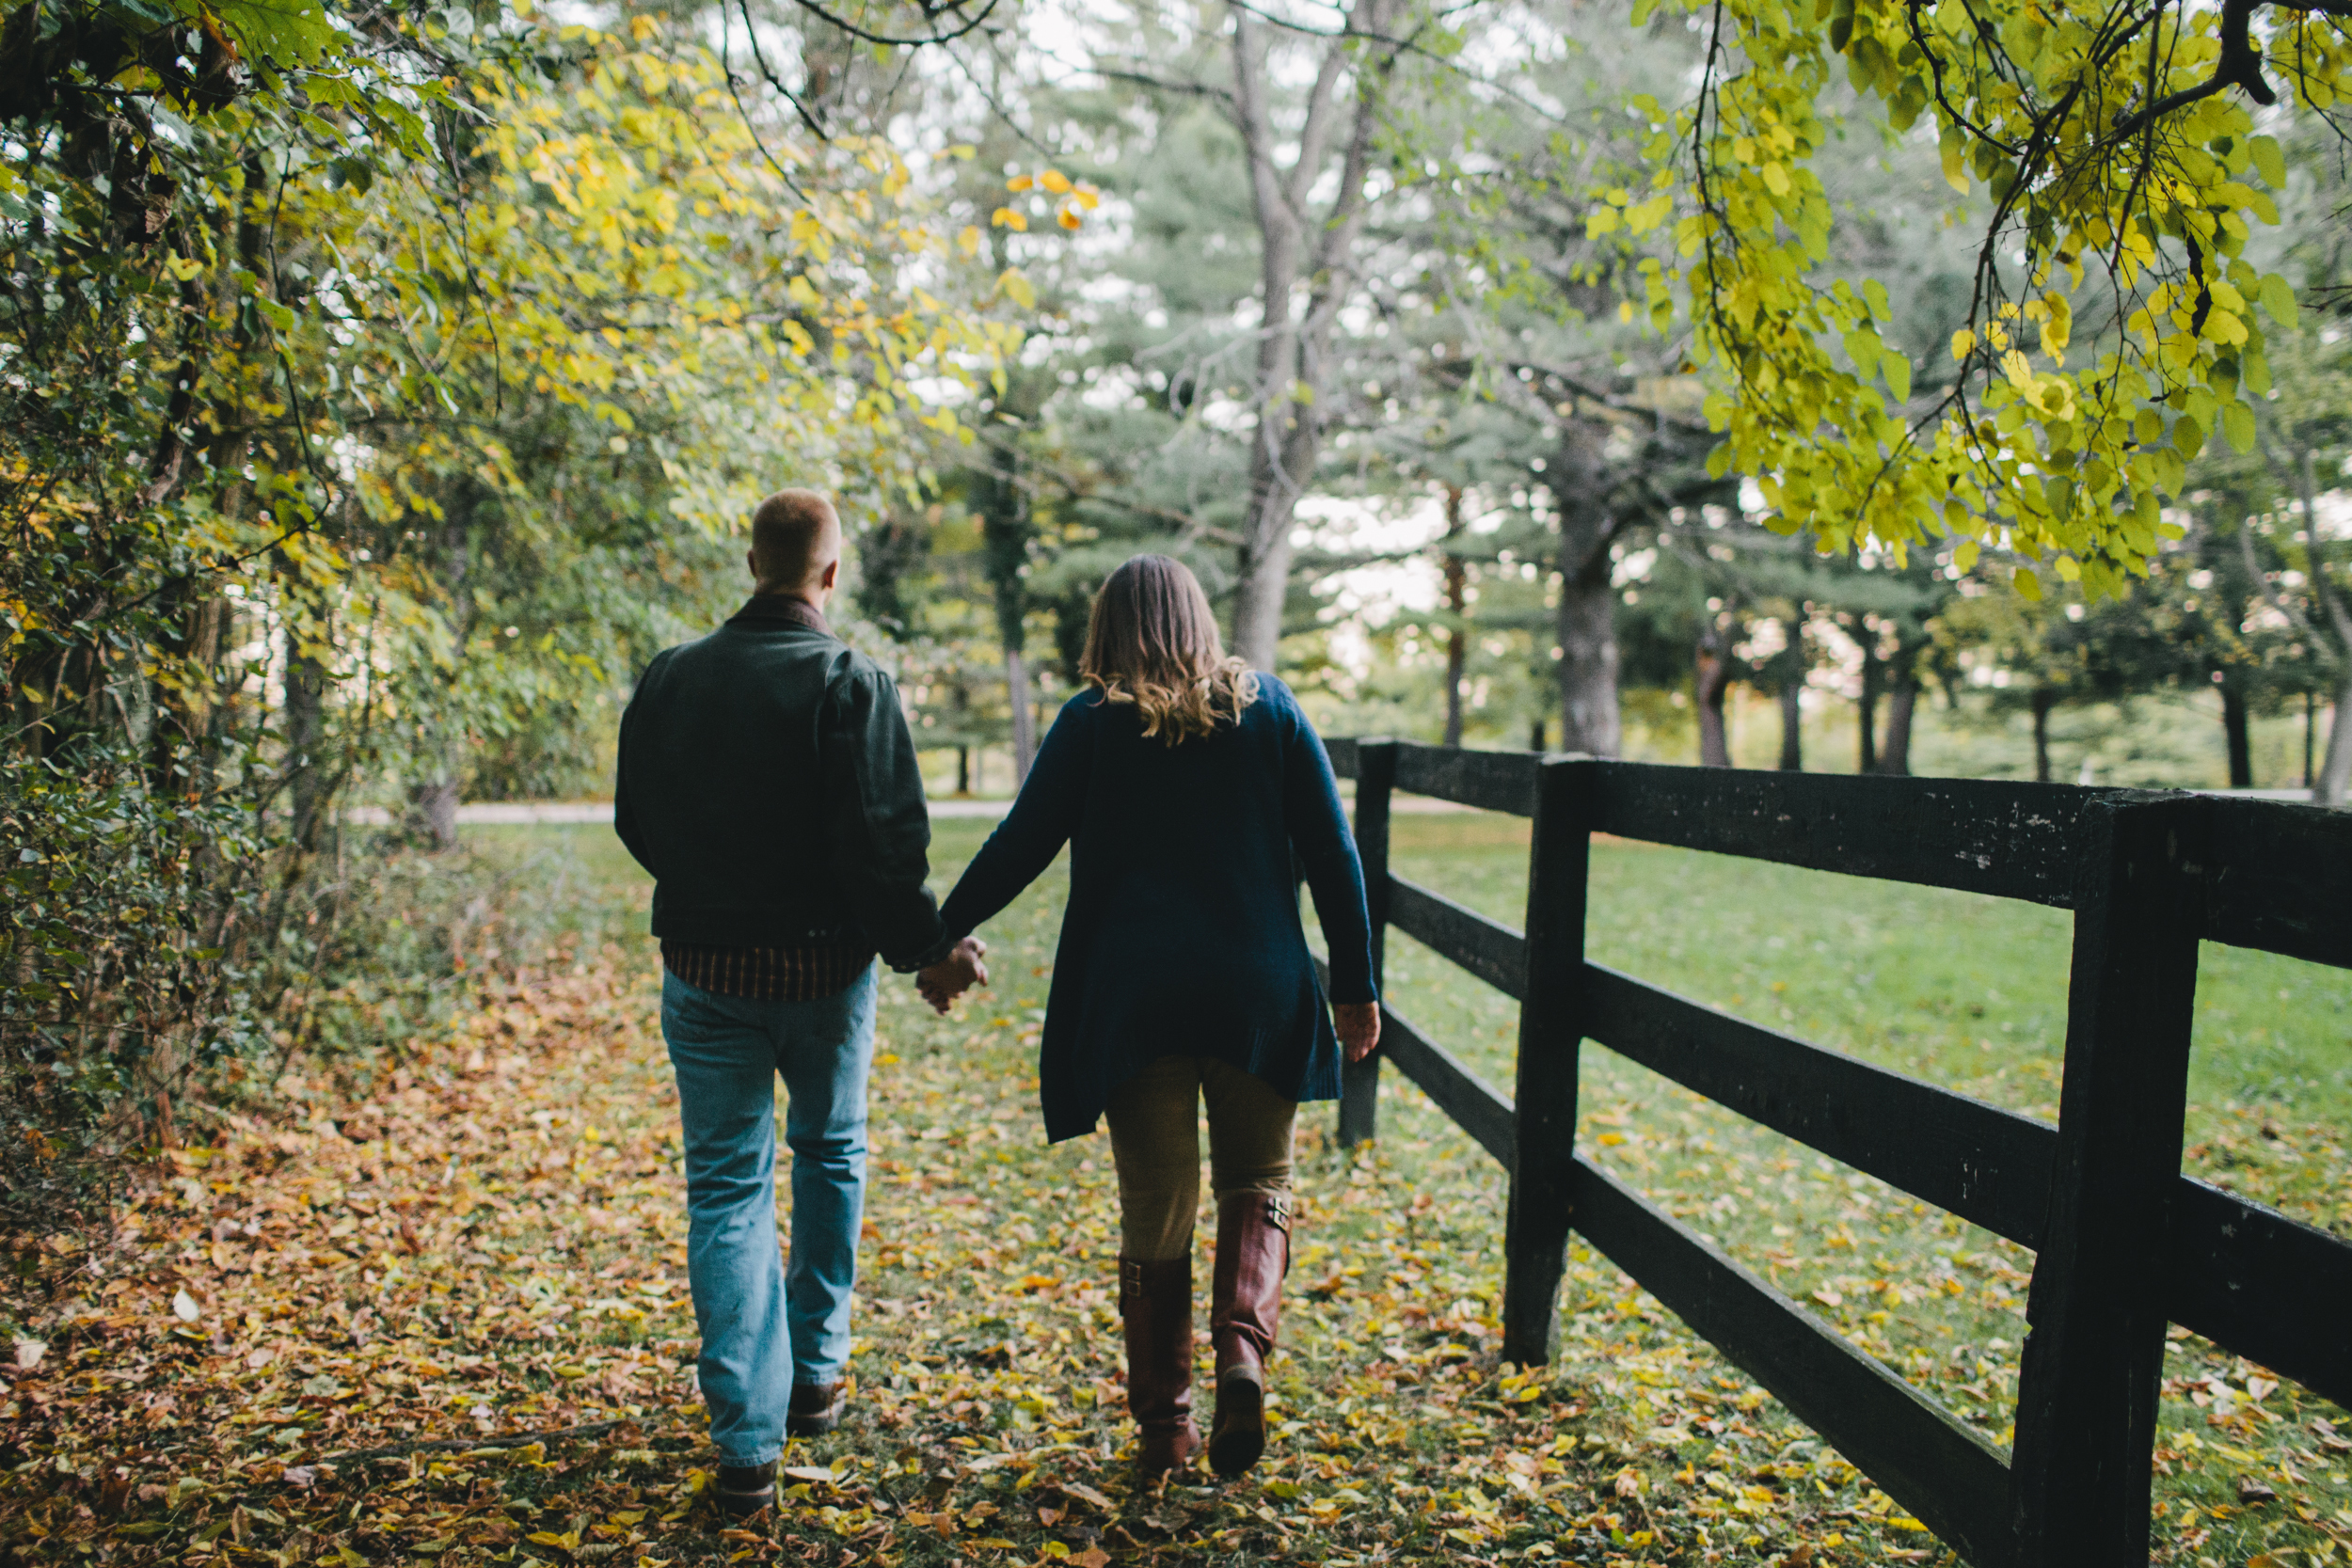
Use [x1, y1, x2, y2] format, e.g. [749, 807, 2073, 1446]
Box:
[750, 489, 841, 590]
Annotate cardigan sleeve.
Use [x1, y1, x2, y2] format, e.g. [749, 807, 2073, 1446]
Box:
[939, 698, 1092, 939]
[1279, 690, 1378, 1005]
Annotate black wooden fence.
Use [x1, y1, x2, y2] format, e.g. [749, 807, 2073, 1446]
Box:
[1318, 738, 2352, 1568]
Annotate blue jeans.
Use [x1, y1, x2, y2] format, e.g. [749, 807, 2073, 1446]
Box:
[661, 964, 877, 1467]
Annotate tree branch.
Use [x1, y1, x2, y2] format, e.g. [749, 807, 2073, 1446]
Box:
[2111, 0, 2275, 136]
[735, 0, 833, 140]
[1229, 12, 1294, 268]
[1510, 359, 1717, 439]
[1282, 31, 1354, 219]
[1303, 2, 1393, 285]
[1084, 65, 1233, 102]
[779, 0, 1002, 47]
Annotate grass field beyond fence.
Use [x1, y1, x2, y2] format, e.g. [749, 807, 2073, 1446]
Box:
[1361, 806, 2352, 1560]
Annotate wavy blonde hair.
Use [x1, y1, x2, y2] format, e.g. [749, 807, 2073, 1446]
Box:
[1080, 555, 1259, 743]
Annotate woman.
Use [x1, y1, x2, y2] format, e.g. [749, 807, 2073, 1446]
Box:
[930, 555, 1380, 1480]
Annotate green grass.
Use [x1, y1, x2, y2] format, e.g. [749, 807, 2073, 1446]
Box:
[1373, 809, 2352, 1224]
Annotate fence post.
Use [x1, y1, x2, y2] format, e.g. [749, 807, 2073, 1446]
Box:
[2010, 796, 2208, 1568]
[1502, 757, 1595, 1366]
[1338, 739, 1397, 1149]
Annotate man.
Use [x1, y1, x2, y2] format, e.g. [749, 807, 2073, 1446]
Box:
[614, 488, 985, 1519]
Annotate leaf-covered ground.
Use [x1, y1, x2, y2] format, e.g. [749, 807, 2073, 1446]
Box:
[2, 816, 2347, 1568]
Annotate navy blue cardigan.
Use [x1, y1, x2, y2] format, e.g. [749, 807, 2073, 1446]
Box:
[938, 675, 1378, 1143]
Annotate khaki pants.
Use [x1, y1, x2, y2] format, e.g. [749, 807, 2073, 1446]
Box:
[1104, 1055, 1296, 1261]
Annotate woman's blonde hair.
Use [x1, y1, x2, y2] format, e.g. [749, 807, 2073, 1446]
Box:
[1079, 555, 1259, 743]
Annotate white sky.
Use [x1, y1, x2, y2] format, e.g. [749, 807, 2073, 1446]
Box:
[1297, 495, 1450, 676]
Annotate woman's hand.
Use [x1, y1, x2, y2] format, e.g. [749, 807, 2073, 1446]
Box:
[916, 937, 988, 1015]
[1333, 1002, 1380, 1065]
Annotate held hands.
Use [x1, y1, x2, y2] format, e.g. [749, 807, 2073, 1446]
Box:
[916, 937, 989, 1015]
[1333, 1001, 1380, 1065]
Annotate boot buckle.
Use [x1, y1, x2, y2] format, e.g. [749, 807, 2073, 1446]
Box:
[1263, 1193, 1291, 1233]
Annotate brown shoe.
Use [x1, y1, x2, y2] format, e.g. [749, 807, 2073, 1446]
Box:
[1208, 1189, 1290, 1479]
[1120, 1253, 1200, 1475]
[787, 1380, 848, 1437]
[715, 1462, 775, 1519]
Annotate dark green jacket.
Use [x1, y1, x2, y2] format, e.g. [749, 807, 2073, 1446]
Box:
[613, 595, 951, 970]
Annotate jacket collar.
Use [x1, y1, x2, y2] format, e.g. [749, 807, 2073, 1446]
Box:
[729, 594, 833, 636]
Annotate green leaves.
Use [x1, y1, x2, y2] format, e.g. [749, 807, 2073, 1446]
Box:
[0, 4, 1017, 1243]
[2249, 135, 2288, 189]
[2221, 402, 2257, 455]
[1882, 351, 1912, 404]
[323, 156, 374, 196]
[1631, 0, 2351, 592]
[2258, 273, 2298, 328]
[1841, 327, 1882, 380]
[199, 0, 342, 67]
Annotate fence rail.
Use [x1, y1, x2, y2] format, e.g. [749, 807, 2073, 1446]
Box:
[1321, 737, 2352, 1568]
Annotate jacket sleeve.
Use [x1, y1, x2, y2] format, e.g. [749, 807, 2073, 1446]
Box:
[612, 657, 658, 878]
[938, 699, 1091, 939]
[820, 663, 954, 972]
[1281, 692, 1378, 1005]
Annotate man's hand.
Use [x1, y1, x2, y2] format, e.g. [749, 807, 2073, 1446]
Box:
[916, 937, 988, 1015]
[1334, 1001, 1380, 1065]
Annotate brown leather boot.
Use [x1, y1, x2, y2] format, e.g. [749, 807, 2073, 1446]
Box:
[1208, 1188, 1291, 1479]
[1120, 1254, 1199, 1475]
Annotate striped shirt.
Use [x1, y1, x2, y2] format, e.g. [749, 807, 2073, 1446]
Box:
[660, 940, 875, 1002]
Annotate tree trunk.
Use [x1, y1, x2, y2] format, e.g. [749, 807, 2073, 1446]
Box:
[977, 432, 1035, 777]
[1880, 682, 1916, 777]
[2317, 673, 2352, 808]
[1554, 566, 1620, 757]
[411, 778, 461, 851]
[145, 582, 234, 776]
[284, 637, 328, 849]
[2305, 689, 2316, 790]
[2032, 689, 2058, 784]
[1855, 628, 1881, 775]
[1694, 626, 1732, 768]
[2220, 681, 2253, 788]
[1226, 0, 1399, 670]
[1548, 418, 1620, 757]
[957, 745, 970, 797]
[1230, 501, 1297, 672]
[1441, 485, 1468, 748]
[1007, 651, 1034, 782]
[799, 10, 854, 119]
[2289, 448, 2352, 806]
[143, 161, 264, 788]
[1529, 717, 1546, 752]
[1777, 684, 1804, 771]
[406, 495, 474, 851]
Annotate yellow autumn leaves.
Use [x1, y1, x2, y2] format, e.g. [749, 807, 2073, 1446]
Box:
[1609, 0, 2349, 598]
[992, 168, 1103, 233]
[303, 18, 1039, 528]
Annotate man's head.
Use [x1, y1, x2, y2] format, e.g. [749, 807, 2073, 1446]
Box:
[747, 488, 843, 604]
